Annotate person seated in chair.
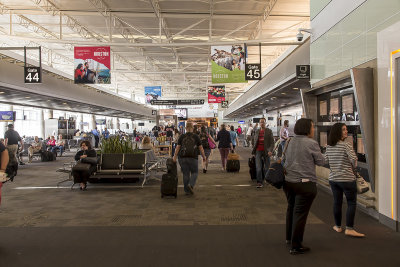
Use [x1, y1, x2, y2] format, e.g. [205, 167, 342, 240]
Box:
[73, 141, 97, 191]
[54, 134, 65, 156]
[139, 136, 153, 150]
[28, 136, 43, 163]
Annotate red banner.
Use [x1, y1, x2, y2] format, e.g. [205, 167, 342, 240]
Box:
[208, 85, 225, 103]
[74, 47, 111, 84]
[74, 47, 110, 69]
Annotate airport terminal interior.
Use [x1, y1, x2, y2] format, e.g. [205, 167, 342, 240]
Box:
[0, 0, 400, 266]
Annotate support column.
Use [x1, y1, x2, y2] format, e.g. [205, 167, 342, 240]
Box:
[116, 118, 120, 131]
[39, 109, 45, 139]
[78, 114, 84, 131]
[90, 114, 96, 130]
[47, 109, 54, 119]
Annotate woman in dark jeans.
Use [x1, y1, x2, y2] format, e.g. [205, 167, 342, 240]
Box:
[283, 118, 325, 255]
[216, 124, 233, 171]
[72, 140, 97, 191]
[325, 123, 365, 237]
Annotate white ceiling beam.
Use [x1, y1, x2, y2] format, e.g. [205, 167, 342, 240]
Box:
[2, 34, 301, 47]
[168, 19, 207, 41]
[219, 19, 257, 40]
[248, 0, 278, 40]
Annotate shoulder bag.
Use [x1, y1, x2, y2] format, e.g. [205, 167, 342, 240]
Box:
[355, 171, 369, 194]
[208, 134, 216, 149]
[72, 162, 91, 172]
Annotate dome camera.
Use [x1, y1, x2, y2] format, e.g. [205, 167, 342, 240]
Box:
[297, 28, 313, 42]
[296, 31, 303, 42]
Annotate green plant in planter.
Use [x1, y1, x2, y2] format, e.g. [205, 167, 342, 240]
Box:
[100, 136, 142, 154]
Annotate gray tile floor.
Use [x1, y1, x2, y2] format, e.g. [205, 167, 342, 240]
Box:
[0, 147, 322, 227]
[1, 147, 400, 267]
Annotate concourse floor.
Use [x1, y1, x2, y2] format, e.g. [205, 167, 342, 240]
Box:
[0, 146, 399, 267]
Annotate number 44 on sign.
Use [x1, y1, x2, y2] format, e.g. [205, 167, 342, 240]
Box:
[24, 66, 41, 84]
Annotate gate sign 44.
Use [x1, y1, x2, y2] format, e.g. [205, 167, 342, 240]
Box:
[245, 64, 261, 81]
[24, 66, 41, 83]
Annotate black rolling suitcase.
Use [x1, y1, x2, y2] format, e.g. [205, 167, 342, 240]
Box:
[226, 152, 240, 172]
[248, 156, 256, 180]
[161, 158, 178, 198]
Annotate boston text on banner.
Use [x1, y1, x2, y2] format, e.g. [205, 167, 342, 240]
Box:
[74, 47, 111, 84]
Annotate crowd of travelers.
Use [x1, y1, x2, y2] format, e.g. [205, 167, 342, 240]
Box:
[0, 118, 366, 255]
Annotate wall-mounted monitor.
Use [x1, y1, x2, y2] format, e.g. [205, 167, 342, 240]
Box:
[342, 94, 354, 114]
[329, 98, 339, 115]
[253, 118, 261, 123]
[175, 108, 188, 120]
[138, 122, 145, 126]
[0, 111, 15, 122]
[320, 132, 327, 147]
[319, 100, 327, 116]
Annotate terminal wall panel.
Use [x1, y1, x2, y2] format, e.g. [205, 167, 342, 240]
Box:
[311, 0, 400, 85]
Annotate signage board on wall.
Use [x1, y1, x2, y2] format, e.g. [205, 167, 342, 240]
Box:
[296, 65, 310, 80]
[221, 101, 229, 108]
[245, 64, 261, 80]
[208, 85, 226, 103]
[211, 45, 247, 83]
[0, 111, 15, 122]
[74, 46, 111, 84]
[145, 86, 162, 104]
[24, 66, 42, 83]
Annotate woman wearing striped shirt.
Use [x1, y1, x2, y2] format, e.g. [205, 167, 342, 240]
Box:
[325, 123, 365, 237]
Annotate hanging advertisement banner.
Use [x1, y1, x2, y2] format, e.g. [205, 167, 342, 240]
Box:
[74, 47, 111, 84]
[145, 86, 162, 104]
[208, 85, 226, 103]
[211, 45, 246, 83]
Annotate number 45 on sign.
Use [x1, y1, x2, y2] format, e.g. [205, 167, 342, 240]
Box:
[245, 64, 261, 81]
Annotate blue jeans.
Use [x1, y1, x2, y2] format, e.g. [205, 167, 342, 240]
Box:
[51, 146, 63, 155]
[178, 157, 199, 193]
[329, 181, 357, 228]
[255, 150, 270, 184]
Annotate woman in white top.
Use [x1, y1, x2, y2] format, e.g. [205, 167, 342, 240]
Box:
[325, 123, 365, 237]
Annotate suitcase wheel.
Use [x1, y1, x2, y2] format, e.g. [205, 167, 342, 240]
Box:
[161, 194, 164, 198]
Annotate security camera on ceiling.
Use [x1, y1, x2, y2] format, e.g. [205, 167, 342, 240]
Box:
[297, 28, 313, 42]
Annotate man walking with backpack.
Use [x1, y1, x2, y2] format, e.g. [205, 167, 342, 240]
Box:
[173, 122, 206, 195]
[252, 118, 274, 188]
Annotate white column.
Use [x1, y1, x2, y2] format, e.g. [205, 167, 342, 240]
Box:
[90, 114, 96, 130]
[39, 109, 45, 139]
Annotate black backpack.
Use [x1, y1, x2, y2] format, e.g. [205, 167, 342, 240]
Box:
[179, 134, 198, 158]
[199, 133, 209, 149]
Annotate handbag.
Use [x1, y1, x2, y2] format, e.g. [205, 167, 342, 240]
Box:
[72, 162, 91, 172]
[265, 162, 285, 189]
[81, 157, 98, 165]
[355, 172, 369, 194]
[208, 136, 216, 149]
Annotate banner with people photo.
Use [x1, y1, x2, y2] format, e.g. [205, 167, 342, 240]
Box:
[74, 46, 111, 84]
[211, 45, 246, 83]
[145, 86, 162, 104]
[208, 85, 226, 103]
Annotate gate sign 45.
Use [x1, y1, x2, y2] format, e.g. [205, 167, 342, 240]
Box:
[24, 66, 42, 83]
[245, 64, 261, 81]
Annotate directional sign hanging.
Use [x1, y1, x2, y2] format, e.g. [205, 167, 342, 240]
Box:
[245, 64, 261, 80]
[24, 66, 42, 83]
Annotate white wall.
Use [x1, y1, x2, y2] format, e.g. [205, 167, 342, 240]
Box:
[377, 21, 400, 223]
[310, 0, 400, 85]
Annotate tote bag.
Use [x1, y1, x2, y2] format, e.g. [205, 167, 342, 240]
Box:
[208, 136, 216, 149]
